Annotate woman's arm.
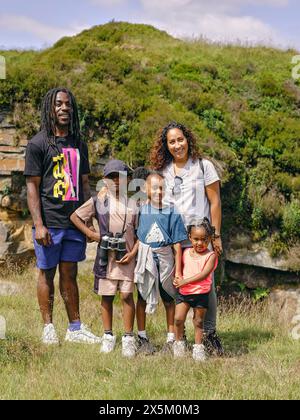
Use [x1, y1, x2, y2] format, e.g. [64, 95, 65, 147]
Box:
[206, 181, 223, 256]
[174, 253, 217, 288]
[70, 212, 100, 242]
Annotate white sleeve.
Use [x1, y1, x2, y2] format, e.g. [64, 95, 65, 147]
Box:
[203, 159, 220, 187]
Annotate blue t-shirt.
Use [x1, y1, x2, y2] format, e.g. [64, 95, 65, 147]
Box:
[137, 204, 188, 248]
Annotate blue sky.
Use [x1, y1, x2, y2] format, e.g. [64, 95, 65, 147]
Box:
[0, 0, 299, 51]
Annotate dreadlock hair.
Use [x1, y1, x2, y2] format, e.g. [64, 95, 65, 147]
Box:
[40, 87, 81, 149]
[188, 217, 216, 239]
[150, 121, 201, 171]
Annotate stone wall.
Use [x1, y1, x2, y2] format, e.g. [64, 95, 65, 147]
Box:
[0, 112, 33, 266]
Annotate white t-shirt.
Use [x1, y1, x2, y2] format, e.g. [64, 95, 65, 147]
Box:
[162, 158, 220, 227]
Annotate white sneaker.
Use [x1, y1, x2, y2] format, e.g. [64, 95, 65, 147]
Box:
[193, 344, 207, 362]
[65, 323, 102, 344]
[42, 324, 59, 345]
[100, 334, 117, 353]
[173, 341, 186, 358]
[122, 336, 137, 358]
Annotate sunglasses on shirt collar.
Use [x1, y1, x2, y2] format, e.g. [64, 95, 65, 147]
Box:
[172, 176, 183, 196]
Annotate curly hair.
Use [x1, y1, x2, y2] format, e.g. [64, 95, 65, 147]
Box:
[188, 217, 216, 238]
[149, 122, 201, 171]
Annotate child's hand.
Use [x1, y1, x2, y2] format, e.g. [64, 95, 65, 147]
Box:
[116, 252, 134, 265]
[173, 274, 183, 288]
[87, 228, 101, 243]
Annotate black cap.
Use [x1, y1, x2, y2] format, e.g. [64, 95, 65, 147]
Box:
[103, 160, 130, 177]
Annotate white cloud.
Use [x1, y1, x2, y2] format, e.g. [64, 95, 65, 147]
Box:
[88, 0, 290, 47]
[0, 0, 292, 49]
[0, 14, 87, 44]
[146, 14, 280, 45]
[140, 0, 289, 15]
[134, 0, 289, 47]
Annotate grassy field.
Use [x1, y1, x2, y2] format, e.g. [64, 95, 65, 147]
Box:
[0, 262, 299, 400]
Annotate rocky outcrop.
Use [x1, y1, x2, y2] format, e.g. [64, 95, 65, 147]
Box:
[0, 219, 35, 267]
[0, 281, 21, 296]
[0, 112, 33, 266]
[268, 288, 300, 326]
[225, 234, 300, 289]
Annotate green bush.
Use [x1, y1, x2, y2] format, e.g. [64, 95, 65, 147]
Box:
[282, 200, 300, 240]
[1, 22, 299, 246]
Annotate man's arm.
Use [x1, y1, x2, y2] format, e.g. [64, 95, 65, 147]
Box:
[206, 181, 223, 256]
[26, 177, 52, 246]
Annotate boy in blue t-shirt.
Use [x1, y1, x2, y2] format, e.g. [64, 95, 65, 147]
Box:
[136, 172, 187, 354]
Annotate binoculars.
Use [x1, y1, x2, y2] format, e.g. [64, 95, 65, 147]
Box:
[99, 232, 127, 266]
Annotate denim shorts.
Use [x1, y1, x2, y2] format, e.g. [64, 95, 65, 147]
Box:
[33, 228, 86, 270]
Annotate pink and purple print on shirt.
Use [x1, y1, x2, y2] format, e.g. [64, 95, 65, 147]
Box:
[53, 148, 80, 202]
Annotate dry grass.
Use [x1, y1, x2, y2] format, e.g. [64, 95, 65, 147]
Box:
[0, 262, 299, 400]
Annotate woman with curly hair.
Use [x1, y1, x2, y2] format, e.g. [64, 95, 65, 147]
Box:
[148, 121, 224, 356]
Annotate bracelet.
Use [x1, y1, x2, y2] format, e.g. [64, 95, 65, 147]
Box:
[213, 234, 221, 240]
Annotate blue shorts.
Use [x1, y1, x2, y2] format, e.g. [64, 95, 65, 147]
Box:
[33, 228, 86, 270]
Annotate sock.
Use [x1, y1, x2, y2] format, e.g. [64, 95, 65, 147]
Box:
[138, 331, 148, 340]
[104, 330, 113, 337]
[124, 332, 134, 338]
[167, 333, 175, 343]
[69, 321, 81, 332]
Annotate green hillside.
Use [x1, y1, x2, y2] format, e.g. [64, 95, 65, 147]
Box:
[1, 22, 300, 254]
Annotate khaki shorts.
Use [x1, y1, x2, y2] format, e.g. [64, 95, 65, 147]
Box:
[96, 278, 134, 296]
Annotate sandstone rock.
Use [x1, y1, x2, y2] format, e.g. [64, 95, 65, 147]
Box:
[0, 242, 9, 258]
[0, 220, 35, 267]
[268, 288, 300, 325]
[0, 155, 25, 174]
[1, 195, 12, 208]
[226, 246, 289, 271]
[0, 145, 26, 153]
[0, 281, 21, 296]
[0, 177, 12, 191]
[225, 261, 300, 289]
[0, 222, 9, 242]
[0, 129, 16, 146]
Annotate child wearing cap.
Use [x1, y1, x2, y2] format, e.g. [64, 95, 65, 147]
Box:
[70, 160, 139, 358]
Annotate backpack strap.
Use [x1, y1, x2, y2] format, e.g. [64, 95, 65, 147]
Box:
[92, 195, 110, 238]
[92, 195, 110, 294]
[199, 158, 205, 176]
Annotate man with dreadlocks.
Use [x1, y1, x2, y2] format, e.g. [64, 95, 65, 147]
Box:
[24, 88, 100, 345]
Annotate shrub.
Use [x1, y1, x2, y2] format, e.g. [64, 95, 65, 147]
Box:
[282, 200, 300, 240]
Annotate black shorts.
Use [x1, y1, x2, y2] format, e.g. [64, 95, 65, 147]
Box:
[176, 292, 209, 309]
[137, 283, 174, 304]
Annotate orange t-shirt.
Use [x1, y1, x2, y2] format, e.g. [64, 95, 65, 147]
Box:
[180, 249, 218, 296]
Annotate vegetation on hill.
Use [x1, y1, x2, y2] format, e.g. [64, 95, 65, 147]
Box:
[1, 22, 300, 255]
